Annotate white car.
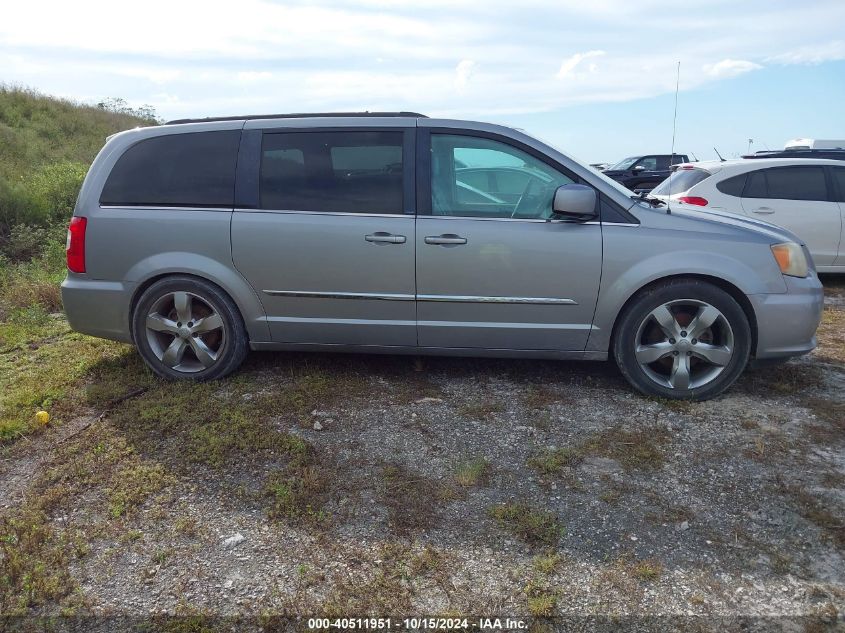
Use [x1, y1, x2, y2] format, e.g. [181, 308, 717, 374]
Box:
[650, 158, 845, 272]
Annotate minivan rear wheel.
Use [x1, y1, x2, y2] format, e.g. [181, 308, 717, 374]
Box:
[613, 279, 751, 400]
[131, 276, 248, 380]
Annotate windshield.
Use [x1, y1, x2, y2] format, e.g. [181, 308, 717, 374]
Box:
[609, 156, 639, 171]
[651, 167, 712, 196]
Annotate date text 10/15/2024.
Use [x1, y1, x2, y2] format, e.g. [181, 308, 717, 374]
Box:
[307, 618, 528, 630]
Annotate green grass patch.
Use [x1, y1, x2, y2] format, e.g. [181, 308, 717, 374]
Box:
[631, 559, 662, 582]
[528, 447, 582, 476]
[489, 502, 564, 546]
[454, 457, 491, 487]
[266, 461, 330, 525]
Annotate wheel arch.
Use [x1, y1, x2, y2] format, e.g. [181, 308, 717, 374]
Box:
[128, 270, 268, 344]
[606, 274, 759, 360]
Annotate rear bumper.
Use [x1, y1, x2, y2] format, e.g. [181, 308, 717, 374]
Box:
[61, 274, 135, 343]
[748, 273, 824, 359]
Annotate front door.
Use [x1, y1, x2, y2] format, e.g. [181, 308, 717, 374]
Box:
[232, 128, 417, 346]
[415, 130, 602, 351]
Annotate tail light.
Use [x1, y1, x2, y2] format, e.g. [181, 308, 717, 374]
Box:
[678, 196, 708, 206]
[66, 217, 87, 273]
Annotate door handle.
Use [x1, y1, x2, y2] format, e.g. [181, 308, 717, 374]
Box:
[365, 232, 406, 244]
[424, 234, 467, 245]
[752, 207, 774, 214]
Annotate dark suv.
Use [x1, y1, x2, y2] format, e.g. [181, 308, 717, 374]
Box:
[603, 154, 690, 192]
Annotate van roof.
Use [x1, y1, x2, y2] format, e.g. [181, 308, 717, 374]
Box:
[165, 112, 428, 125]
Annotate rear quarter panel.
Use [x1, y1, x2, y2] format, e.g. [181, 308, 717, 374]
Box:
[72, 122, 271, 343]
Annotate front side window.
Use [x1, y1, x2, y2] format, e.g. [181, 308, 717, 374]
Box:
[635, 156, 658, 170]
[431, 134, 574, 219]
[260, 131, 403, 213]
[610, 156, 638, 171]
[100, 131, 241, 207]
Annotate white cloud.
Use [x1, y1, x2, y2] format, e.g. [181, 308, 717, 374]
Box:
[1, 0, 844, 120]
[454, 60, 476, 93]
[766, 40, 845, 65]
[237, 71, 273, 83]
[702, 59, 763, 79]
[557, 50, 605, 78]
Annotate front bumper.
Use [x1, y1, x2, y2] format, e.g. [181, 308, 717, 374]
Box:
[748, 272, 824, 359]
[61, 274, 135, 343]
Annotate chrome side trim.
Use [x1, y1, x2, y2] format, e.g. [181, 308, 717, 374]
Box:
[99, 205, 232, 212]
[263, 290, 414, 301]
[263, 291, 578, 305]
[418, 294, 577, 305]
[416, 216, 636, 226]
[236, 208, 409, 218]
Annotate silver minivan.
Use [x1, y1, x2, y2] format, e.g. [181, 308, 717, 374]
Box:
[61, 113, 824, 400]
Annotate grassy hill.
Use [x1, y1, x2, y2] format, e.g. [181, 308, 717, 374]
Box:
[0, 86, 156, 238]
[0, 86, 159, 358]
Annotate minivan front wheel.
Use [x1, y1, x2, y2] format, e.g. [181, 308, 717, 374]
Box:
[132, 276, 248, 380]
[613, 280, 751, 400]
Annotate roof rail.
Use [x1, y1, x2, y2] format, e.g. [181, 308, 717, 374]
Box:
[166, 112, 428, 125]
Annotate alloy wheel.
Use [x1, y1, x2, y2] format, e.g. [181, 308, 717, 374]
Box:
[634, 299, 734, 391]
[144, 291, 226, 373]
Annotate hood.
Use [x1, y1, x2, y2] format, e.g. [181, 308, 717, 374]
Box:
[664, 202, 803, 244]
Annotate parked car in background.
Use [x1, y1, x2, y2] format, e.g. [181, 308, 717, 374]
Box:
[603, 153, 689, 192]
[742, 148, 845, 161]
[590, 162, 610, 171]
[61, 113, 822, 400]
[650, 158, 845, 272]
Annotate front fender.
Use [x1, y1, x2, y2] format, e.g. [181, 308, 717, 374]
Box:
[588, 243, 786, 353]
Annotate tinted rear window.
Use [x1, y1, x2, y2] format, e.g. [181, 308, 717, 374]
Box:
[716, 173, 746, 197]
[832, 167, 845, 202]
[100, 131, 240, 207]
[743, 171, 768, 198]
[651, 167, 711, 195]
[260, 131, 403, 213]
[765, 166, 827, 201]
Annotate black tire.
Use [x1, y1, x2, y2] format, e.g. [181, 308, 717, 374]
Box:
[612, 279, 751, 401]
[131, 276, 248, 381]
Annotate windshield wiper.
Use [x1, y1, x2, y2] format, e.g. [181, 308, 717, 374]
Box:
[630, 192, 666, 208]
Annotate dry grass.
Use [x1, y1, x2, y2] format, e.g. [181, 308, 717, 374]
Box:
[815, 305, 845, 364]
[521, 385, 566, 409]
[381, 464, 455, 533]
[779, 482, 845, 548]
[580, 426, 670, 472]
[457, 400, 504, 420]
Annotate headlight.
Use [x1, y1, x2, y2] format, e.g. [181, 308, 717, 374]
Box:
[771, 242, 808, 277]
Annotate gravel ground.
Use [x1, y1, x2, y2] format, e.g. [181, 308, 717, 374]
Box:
[2, 278, 844, 632]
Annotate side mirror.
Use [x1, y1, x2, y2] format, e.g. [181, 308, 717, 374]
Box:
[631, 164, 645, 172]
[552, 184, 597, 220]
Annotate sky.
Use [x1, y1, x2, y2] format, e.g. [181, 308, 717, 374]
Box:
[2, 0, 844, 163]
